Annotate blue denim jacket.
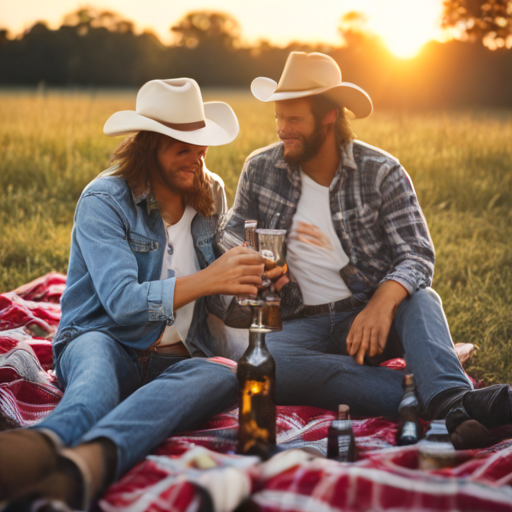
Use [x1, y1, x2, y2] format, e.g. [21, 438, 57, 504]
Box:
[53, 171, 243, 360]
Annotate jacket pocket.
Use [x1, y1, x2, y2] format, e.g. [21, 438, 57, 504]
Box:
[128, 231, 159, 253]
[196, 231, 216, 267]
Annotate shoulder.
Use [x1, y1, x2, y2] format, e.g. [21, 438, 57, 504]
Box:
[352, 140, 400, 168]
[245, 141, 283, 169]
[82, 174, 131, 199]
[351, 140, 405, 189]
[204, 167, 225, 190]
[204, 167, 227, 214]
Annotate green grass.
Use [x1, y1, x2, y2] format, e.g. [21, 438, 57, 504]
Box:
[1, 90, 511, 384]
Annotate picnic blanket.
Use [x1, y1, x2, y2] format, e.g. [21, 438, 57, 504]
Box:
[1, 273, 512, 512]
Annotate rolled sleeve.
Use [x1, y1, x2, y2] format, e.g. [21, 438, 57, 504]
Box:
[148, 278, 175, 325]
[379, 164, 435, 295]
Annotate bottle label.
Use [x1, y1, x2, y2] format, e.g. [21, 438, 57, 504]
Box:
[337, 435, 353, 462]
[402, 422, 417, 437]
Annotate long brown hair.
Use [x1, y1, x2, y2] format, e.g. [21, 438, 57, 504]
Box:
[108, 131, 214, 217]
[309, 94, 356, 147]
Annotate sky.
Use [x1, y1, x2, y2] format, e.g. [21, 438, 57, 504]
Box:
[0, 0, 446, 58]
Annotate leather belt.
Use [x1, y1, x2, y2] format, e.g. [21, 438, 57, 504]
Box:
[301, 296, 364, 318]
[136, 341, 191, 358]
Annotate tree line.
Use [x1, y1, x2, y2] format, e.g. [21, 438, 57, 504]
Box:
[0, 3, 511, 109]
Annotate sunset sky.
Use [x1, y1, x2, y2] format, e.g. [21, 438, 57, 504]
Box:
[0, 0, 446, 58]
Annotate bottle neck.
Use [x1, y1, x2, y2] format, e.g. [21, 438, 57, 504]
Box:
[248, 329, 268, 351]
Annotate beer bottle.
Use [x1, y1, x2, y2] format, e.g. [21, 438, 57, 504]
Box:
[396, 374, 421, 446]
[327, 404, 356, 462]
[237, 328, 276, 457]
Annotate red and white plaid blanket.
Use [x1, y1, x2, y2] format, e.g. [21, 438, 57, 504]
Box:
[1, 274, 511, 511]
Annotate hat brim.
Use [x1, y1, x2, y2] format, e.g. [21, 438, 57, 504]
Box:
[251, 77, 373, 119]
[103, 101, 239, 146]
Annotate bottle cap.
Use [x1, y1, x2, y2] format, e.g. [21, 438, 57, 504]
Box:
[404, 374, 415, 387]
[338, 404, 350, 420]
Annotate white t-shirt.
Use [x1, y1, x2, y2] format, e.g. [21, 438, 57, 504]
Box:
[286, 170, 352, 306]
[159, 205, 201, 346]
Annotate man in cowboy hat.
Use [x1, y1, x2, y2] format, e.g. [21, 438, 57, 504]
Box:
[221, 52, 512, 449]
[0, 78, 264, 510]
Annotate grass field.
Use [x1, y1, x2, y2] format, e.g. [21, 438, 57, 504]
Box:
[1, 90, 511, 384]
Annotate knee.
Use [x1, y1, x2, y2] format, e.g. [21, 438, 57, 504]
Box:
[162, 359, 238, 395]
[399, 287, 442, 314]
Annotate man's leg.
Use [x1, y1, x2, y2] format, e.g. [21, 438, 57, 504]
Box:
[35, 331, 141, 446]
[392, 288, 512, 448]
[267, 313, 405, 418]
[79, 358, 238, 479]
[0, 331, 140, 500]
[391, 288, 472, 414]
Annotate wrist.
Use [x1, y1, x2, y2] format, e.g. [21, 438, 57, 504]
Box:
[199, 266, 217, 296]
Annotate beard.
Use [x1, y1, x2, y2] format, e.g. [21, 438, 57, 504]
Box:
[281, 123, 327, 166]
[155, 163, 201, 196]
[154, 161, 214, 217]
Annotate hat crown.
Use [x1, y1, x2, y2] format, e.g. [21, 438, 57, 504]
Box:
[276, 52, 342, 92]
[136, 79, 205, 125]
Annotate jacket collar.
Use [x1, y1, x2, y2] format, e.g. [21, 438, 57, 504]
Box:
[132, 187, 160, 214]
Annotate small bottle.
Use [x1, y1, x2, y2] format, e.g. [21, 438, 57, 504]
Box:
[327, 404, 356, 462]
[396, 374, 421, 446]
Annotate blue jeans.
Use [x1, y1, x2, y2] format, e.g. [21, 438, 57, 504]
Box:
[266, 288, 472, 418]
[35, 332, 238, 479]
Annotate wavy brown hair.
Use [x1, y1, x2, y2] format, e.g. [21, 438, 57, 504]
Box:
[108, 130, 214, 217]
[309, 94, 356, 147]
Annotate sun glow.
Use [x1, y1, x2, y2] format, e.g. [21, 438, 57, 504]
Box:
[367, 0, 444, 59]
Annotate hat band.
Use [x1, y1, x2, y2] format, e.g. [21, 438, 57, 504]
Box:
[158, 119, 206, 131]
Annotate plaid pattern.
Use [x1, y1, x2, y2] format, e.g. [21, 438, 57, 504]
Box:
[223, 140, 435, 317]
[2, 274, 512, 512]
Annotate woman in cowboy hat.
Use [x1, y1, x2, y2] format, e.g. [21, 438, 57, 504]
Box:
[0, 78, 263, 511]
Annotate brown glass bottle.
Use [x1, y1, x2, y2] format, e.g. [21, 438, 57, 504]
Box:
[327, 404, 356, 462]
[237, 329, 276, 456]
[396, 374, 421, 446]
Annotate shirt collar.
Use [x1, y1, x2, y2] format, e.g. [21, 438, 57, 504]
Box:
[277, 139, 358, 185]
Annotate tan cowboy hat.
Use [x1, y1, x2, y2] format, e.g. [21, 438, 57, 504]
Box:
[104, 78, 239, 146]
[251, 52, 373, 119]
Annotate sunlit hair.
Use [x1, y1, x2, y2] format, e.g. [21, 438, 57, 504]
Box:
[309, 94, 356, 147]
[107, 130, 214, 218]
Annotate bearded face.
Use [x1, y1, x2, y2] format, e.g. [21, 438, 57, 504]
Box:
[157, 141, 207, 195]
[280, 122, 327, 166]
[275, 98, 328, 166]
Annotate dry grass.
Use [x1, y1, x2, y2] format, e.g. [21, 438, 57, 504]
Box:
[1, 90, 511, 383]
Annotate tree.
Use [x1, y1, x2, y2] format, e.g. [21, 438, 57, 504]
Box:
[62, 8, 135, 36]
[442, 0, 512, 49]
[170, 11, 240, 49]
[338, 11, 374, 48]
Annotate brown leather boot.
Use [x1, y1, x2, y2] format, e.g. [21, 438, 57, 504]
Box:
[4, 438, 117, 512]
[0, 428, 61, 500]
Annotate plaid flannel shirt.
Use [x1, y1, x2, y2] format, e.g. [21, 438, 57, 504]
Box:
[222, 139, 435, 320]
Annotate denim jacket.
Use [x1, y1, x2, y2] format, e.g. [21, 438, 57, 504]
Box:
[54, 170, 248, 360]
[220, 140, 435, 320]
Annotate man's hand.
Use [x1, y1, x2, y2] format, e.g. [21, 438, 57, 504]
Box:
[204, 246, 264, 296]
[346, 280, 409, 365]
[293, 222, 333, 250]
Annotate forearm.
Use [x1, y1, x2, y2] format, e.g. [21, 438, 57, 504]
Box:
[173, 269, 215, 311]
[368, 280, 409, 317]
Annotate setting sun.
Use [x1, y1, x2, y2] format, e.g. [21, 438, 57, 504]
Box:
[367, 0, 444, 58]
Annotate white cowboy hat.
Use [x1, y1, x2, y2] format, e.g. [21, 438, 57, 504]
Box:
[104, 78, 239, 146]
[251, 52, 373, 119]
